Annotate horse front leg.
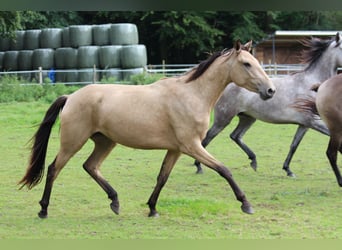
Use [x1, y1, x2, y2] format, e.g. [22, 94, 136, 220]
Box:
[185, 142, 253, 214]
[230, 114, 257, 171]
[147, 150, 181, 217]
[282, 125, 308, 177]
[326, 138, 342, 187]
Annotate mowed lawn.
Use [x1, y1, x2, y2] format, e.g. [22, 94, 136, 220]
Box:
[1, 101, 342, 239]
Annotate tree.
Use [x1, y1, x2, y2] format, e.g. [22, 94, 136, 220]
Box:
[0, 11, 21, 38]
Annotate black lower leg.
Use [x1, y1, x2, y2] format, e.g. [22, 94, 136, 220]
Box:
[38, 160, 56, 218]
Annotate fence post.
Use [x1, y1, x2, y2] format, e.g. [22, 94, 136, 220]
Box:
[162, 60, 165, 76]
[38, 67, 43, 84]
[93, 64, 97, 84]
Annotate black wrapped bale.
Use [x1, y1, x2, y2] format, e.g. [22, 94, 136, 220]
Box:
[40, 28, 63, 49]
[0, 37, 11, 51]
[93, 24, 111, 46]
[62, 27, 70, 47]
[69, 25, 93, 48]
[122, 67, 144, 81]
[77, 46, 99, 68]
[18, 50, 33, 70]
[24, 30, 41, 50]
[78, 68, 99, 83]
[120, 45, 147, 69]
[56, 69, 79, 83]
[109, 23, 138, 45]
[99, 45, 122, 69]
[10, 30, 25, 50]
[32, 48, 55, 70]
[55, 47, 78, 69]
[3, 51, 19, 71]
[102, 68, 122, 81]
[0, 52, 4, 70]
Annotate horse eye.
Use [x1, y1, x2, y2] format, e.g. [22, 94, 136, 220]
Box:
[243, 62, 251, 68]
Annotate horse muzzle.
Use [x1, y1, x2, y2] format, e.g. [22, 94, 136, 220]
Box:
[259, 87, 276, 100]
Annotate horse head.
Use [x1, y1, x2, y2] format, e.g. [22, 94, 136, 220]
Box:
[229, 40, 275, 100]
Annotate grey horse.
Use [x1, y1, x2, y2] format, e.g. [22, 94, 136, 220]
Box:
[195, 33, 342, 177]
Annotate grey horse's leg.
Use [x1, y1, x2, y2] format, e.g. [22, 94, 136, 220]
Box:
[282, 125, 308, 177]
[230, 114, 257, 170]
[194, 124, 228, 174]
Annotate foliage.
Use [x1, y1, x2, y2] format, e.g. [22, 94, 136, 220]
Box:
[129, 72, 165, 85]
[0, 75, 79, 103]
[0, 11, 21, 38]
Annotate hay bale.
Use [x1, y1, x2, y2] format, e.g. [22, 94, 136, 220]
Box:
[55, 47, 78, 69]
[32, 48, 55, 70]
[3, 51, 19, 71]
[109, 23, 138, 45]
[77, 46, 99, 68]
[0, 37, 11, 51]
[56, 69, 79, 83]
[69, 25, 93, 48]
[120, 45, 147, 69]
[0, 52, 4, 70]
[93, 24, 111, 46]
[24, 29, 41, 50]
[18, 50, 33, 70]
[122, 67, 144, 81]
[62, 27, 70, 47]
[78, 68, 99, 83]
[10, 30, 25, 50]
[40, 28, 63, 48]
[99, 45, 122, 69]
[102, 68, 122, 81]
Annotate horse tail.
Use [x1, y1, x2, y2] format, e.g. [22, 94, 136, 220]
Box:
[18, 95, 68, 190]
[292, 96, 319, 117]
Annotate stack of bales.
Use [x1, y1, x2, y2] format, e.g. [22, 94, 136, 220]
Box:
[0, 23, 147, 83]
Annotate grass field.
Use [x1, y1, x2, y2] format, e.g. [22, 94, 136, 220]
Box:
[1, 101, 342, 239]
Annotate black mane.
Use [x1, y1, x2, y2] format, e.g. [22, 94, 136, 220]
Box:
[300, 37, 334, 71]
[185, 50, 229, 83]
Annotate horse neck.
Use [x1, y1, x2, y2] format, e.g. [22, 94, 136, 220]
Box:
[190, 56, 232, 109]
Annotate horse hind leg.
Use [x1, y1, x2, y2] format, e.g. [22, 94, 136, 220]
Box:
[83, 133, 118, 214]
[38, 141, 87, 218]
[147, 150, 181, 217]
[282, 125, 308, 178]
[230, 114, 257, 170]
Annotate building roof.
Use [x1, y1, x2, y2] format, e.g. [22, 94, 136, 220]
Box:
[256, 30, 340, 46]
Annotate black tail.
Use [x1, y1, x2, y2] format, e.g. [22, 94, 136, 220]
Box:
[18, 95, 68, 189]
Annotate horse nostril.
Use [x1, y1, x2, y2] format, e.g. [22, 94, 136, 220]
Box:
[267, 88, 275, 97]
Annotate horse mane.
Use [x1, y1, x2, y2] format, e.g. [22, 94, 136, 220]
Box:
[300, 36, 334, 71]
[185, 49, 232, 83]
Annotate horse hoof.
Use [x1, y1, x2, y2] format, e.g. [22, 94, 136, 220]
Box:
[148, 211, 160, 218]
[38, 210, 48, 219]
[196, 169, 203, 174]
[110, 202, 120, 215]
[241, 203, 254, 214]
[287, 172, 296, 178]
[250, 162, 257, 171]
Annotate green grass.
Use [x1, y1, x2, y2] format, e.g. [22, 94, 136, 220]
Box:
[1, 101, 342, 239]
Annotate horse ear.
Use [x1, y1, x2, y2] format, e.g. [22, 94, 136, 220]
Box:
[234, 40, 242, 53]
[243, 40, 253, 52]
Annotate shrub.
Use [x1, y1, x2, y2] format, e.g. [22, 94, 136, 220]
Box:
[129, 72, 165, 85]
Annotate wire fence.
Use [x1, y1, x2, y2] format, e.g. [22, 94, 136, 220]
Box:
[0, 63, 317, 85]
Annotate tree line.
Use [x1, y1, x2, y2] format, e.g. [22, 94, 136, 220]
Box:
[1, 11, 342, 63]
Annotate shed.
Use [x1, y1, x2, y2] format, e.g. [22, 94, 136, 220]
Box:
[254, 30, 339, 65]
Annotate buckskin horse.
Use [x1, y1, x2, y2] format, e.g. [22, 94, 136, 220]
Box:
[19, 41, 275, 218]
